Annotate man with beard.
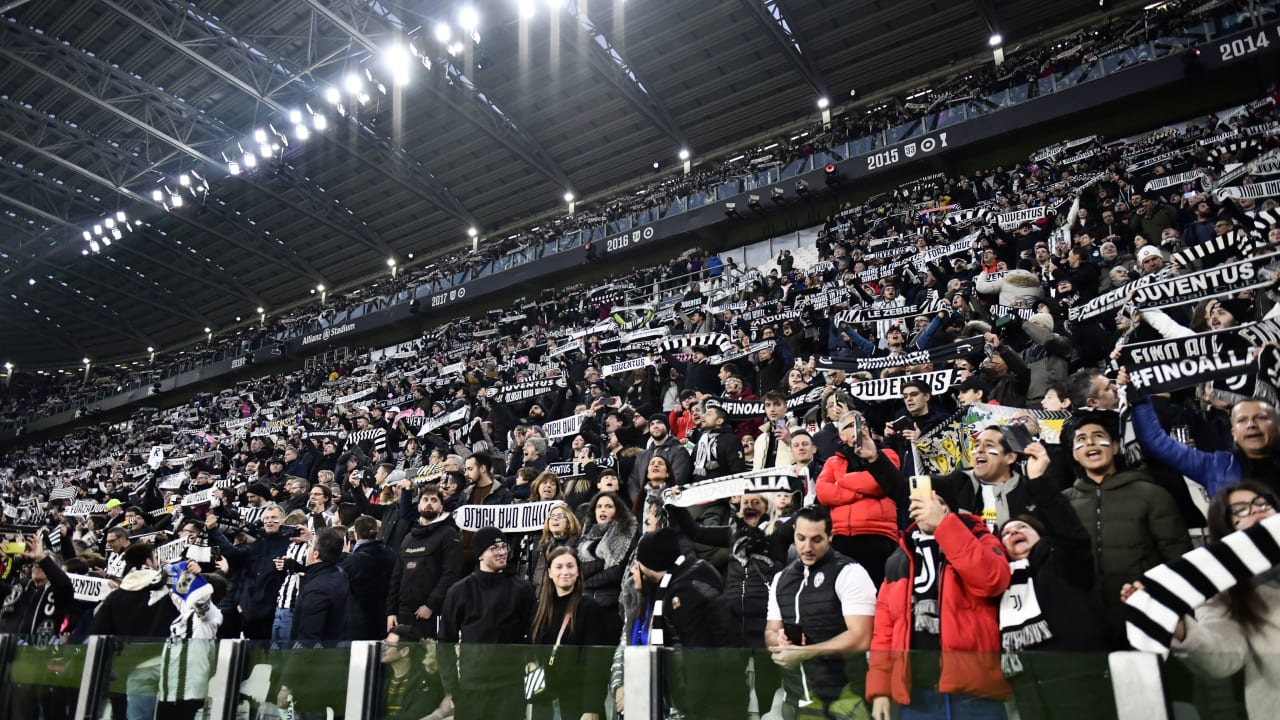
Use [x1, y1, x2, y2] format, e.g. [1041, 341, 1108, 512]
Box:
[883, 380, 951, 477]
[380, 625, 448, 720]
[627, 413, 693, 500]
[386, 486, 462, 638]
[438, 527, 535, 720]
[766, 506, 877, 720]
[691, 406, 746, 481]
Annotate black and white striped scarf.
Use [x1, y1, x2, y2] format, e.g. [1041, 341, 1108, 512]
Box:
[1000, 558, 1051, 676]
[647, 555, 685, 647]
[1126, 513, 1280, 655]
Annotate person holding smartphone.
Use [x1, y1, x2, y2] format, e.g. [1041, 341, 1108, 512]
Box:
[765, 505, 877, 719]
[867, 479, 1012, 720]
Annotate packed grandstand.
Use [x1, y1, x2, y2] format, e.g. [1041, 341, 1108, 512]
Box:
[4, 1, 1280, 720]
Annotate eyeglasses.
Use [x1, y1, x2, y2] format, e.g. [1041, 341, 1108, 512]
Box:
[1229, 496, 1274, 518]
[548, 512, 569, 520]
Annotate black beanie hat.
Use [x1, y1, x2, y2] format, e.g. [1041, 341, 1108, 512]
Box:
[635, 528, 683, 572]
[472, 526, 508, 557]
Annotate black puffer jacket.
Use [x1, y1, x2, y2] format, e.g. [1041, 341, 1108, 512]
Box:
[668, 507, 789, 647]
[386, 516, 462, 628]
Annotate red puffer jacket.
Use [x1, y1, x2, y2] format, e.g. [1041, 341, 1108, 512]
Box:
[866, 512, 1011, 705]
[815, 448, 901, 541]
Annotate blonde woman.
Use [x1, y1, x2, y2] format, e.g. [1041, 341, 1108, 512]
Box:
[519, 501, 582, 595]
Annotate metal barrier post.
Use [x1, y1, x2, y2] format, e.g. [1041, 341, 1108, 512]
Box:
[344, 640, 379, 720]
[623, 645, 656, 720]
[205, 638, 246, 720]
[1108, 651, 1170, 720]
[74, 635, 112, 720]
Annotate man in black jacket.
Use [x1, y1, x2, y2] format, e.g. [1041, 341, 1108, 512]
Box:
[386, 486, 462, 639]
[691, 405, 746, 481]
[205, 504, 292, 639]
[380, 625, 447, 720]
[89, 542, 178, 720]
[438, 527, 535, 720]
[0, 533, 74, 643]
[279, 528, 351, 717]
[633, 528, 737, 719]
[341, 515, 396, 640]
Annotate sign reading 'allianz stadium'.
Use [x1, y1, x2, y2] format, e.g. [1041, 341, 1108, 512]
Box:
[300, 322, 357, 347]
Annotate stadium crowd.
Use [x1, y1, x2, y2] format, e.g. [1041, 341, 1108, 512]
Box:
[4, 0, 1271, 432]
[3, 87, 1280, 720]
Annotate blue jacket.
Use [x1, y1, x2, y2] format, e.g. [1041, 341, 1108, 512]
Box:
[1132, 399, 1239, 498]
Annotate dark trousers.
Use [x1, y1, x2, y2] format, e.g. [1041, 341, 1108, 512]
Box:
[831, 534, 897, 589]
[157, 699, 205, 720]
[453, 685, 524, 720]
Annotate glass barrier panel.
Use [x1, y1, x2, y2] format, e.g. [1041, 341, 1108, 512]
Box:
[781, 158, 808, 178]
[234, 640, 351, 720]
[367, 642, 619, 720]
[90, 638, 225, 720]
[2, 638, 89, 720]
[642, 647, 1120, 720]
[849, 137, 875, 156]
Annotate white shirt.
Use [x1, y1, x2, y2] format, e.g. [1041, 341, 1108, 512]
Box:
[767, 560, 878, 622]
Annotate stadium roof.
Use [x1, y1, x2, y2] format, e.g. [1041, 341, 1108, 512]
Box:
[0, 0, 1141, 368]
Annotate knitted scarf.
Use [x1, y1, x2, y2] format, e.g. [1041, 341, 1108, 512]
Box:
[1126, 513, 1280, 654]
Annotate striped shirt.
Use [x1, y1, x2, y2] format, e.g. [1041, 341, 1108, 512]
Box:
[275, 540, 312, 610]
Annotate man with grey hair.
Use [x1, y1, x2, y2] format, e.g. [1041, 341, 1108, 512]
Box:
[205, 503, 292, 639]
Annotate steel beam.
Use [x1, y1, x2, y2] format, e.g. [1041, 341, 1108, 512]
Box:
[0, 176, 215, 328]
[562, 5, 688, 148]
[738, 0, 828, 98]
[101, 0, 478, 228]
[0, 294, 89, 357]
[0, 42, 332, 287]
[0, 110, 278, 307]
[317, 0, 576, 192]
[0, 18, 389, 270]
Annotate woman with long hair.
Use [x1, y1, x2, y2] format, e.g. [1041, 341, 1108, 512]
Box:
[632, 455, 672, 515]
[530, 472, 565, 503]
[1155, 481, 1280, 718]
[528, 546, 611, 720]
[577, 492, 638, 642]
[520, 501, 582, 595]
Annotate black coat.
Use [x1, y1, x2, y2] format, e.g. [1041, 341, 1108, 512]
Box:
[290, 562, 350, 645]
[210, 529, 293, 625]
[341, 539, 397, 640]
[386, 517, 463, 637]
[88, 567, 177, 639]
[438, 570, 536, 691]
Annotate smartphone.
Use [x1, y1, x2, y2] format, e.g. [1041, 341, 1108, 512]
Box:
[909, 475, 933, 500]
[1002, 425, 1035, 455]
[889, 415, 912, 432]
[1, 541, 27, 555]
[782, 622, 805, 646]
